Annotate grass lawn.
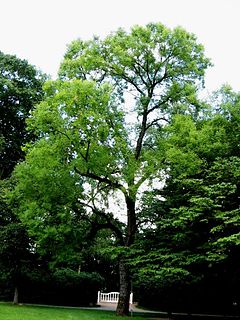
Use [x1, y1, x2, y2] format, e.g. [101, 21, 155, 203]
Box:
[0, 303, 156, 320]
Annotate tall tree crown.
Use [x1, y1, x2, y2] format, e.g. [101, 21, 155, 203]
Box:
[15, 22, 211, 224]
[59, 22, 210, 162]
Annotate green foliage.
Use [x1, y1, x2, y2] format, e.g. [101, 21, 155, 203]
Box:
[60, 23, 210, 86]
[0, 51, 46, 179]
[13, 22, 210, 239]
[130, 86, 240, 312]
[19, 268, 104, 306]
[0, 222, 32, 281]
[12, 79, 123, 265]
[0, 178, 37, 305]
[53, 268, 103, 286]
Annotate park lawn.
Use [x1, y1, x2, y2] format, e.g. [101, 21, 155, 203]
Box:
[0, 303, 151, 320]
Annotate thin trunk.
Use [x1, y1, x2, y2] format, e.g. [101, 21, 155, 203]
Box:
[13, 287, 18, 304]
[116, 259, 130, 316]
[135, 110, 148, 160]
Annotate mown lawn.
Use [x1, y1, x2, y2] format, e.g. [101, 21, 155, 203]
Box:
[0, 303, 154, 320]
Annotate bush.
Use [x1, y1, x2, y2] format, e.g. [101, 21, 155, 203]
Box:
[19, 268, 104, 306]
[135, 279, 238, 315]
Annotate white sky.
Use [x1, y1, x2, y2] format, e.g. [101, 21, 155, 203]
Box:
[0, 0, 239, 93]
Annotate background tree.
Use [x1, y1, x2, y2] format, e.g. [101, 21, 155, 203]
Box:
[13, 23, 211, 315]
[130, 86, 240, 314]
[0, 51, 45, 179]
[0, 52, 45, 303]
[0, 208, 34, 304]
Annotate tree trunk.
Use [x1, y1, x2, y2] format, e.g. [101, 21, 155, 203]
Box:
[125, 194, 136, 247]
[115, 193, 136, 316]
[116, 259, 130, 316]
[13, 286, 19, 304]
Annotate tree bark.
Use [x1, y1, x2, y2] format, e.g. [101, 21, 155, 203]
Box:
[13, 286, 19, 304]
[126, 195, 136, 246]
[116, 259, 130, 316]
[116, 194, 136, 316]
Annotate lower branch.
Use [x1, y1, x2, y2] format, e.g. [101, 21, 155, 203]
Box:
[77, 200, 124, 244]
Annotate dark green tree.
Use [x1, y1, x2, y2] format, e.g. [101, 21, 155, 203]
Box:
[0, 52, 45, 303]
[131, 86, 240, 313]
[0, 51, 45, 179]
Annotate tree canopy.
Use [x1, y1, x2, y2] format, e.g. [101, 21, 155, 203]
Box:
[0, 51, 45, 179]
[130, 86, 240, 313]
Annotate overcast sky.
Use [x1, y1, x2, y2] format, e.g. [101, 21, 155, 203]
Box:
[0, 0, 239, 93]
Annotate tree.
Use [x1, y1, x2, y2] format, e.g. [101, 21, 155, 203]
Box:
[0, 51, 45, 179]
[0, 219, 33, 304]
[161, 85, 240, 264]
[0, 52, 45, 303]
[13, 23, 211, 315]
[130, 86, 240, 313]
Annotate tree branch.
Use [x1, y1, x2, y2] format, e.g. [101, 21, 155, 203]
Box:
[147, 95, 171, 115]
[109, 64, 145, 96]
[74, 166, 127, 195]
[78, 200, 124, 244]
[134, 110, 148, 160]
[146, 117, 170, 130]
[85, 139, 91, 161]
[132, 61, 148, 88]
[153, 68, 168, 87]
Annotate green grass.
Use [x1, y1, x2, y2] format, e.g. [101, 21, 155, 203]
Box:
[0, 303, 155, 320]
